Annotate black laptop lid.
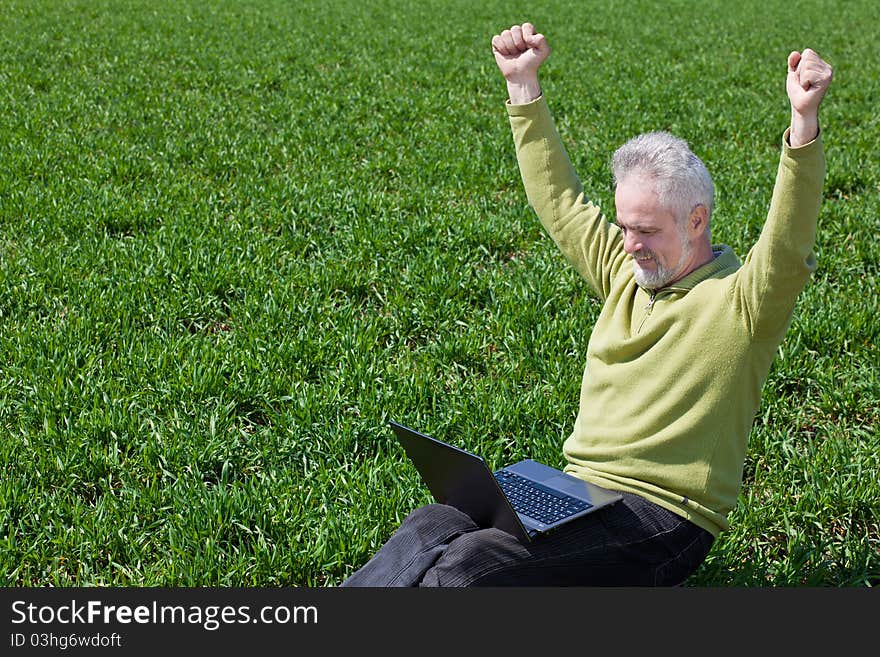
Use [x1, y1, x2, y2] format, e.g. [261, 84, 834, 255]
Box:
[390, 421, 531, 542]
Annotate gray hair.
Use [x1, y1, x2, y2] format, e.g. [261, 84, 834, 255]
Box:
[611, 131, 714, 235]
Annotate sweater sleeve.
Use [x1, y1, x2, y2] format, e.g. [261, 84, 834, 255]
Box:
[507, 97, 628, 301]
[734, 130, 825, 340]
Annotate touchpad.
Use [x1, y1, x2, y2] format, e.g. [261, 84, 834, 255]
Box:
[545, 474, 589, 497]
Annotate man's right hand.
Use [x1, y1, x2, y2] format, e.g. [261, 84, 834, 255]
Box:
[491, 23, 550, 104]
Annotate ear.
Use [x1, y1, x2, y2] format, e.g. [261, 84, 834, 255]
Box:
[688, 204, 709, 238]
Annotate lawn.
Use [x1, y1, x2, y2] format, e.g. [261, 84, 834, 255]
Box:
[1, 0, 877, 586]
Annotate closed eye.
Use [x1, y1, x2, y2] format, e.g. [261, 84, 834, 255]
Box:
[617, 223, 656, 236]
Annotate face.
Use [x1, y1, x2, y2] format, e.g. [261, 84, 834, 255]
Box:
[614, 174, 693, 290]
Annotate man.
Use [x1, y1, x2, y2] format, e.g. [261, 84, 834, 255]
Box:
[341, 24, 833, 586]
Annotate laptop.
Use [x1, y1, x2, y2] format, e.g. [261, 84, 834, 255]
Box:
[389, 421, 623, 543]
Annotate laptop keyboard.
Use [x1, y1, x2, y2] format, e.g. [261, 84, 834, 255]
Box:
[494, 470, 592, 525]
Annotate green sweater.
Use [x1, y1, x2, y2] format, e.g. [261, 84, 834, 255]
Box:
[507, 96, 825, 536]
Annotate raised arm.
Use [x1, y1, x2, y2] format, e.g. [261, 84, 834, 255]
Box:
[492, 24, 627, 299]
[736, 48, 833, 339]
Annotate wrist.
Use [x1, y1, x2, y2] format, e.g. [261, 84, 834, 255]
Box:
[789, 110, 819, 147]
[506, 78, 542, 105]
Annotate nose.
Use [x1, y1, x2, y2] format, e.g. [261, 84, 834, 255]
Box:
[623, 232, 642, 255]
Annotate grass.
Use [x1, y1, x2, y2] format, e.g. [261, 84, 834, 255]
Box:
[0, 0, 877, 586]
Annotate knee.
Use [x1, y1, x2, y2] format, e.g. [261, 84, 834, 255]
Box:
[421, 528, 528, 587]
[400, 503, 477, 534]
[443, 528, 525, 562]
[404, 503, 456, 522]
[403, 503, 458, 522]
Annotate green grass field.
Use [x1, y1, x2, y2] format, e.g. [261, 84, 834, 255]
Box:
[1, 0, 877, 586]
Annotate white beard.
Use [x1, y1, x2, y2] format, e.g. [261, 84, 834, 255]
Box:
[632, 228, 693, 290]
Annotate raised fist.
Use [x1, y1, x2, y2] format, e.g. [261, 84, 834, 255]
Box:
[787, 49, 833, 116]
[491, 23, 551, 83]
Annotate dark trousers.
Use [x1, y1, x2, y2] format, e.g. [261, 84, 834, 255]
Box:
[340, 492, 714, 587]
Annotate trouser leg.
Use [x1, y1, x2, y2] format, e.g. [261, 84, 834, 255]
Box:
[420, 492, 714, 587]
[342, 493, 714, 587]
[340, 504, 479, 587]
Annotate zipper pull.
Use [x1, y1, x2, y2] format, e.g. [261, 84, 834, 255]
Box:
[645, 292, 657, 310]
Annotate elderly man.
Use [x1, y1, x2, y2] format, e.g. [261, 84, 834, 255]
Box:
[341, 23, 833, 586]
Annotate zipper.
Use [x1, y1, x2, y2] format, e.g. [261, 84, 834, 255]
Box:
[637, 291, 657, 333]
[637, 285, 689, 333]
